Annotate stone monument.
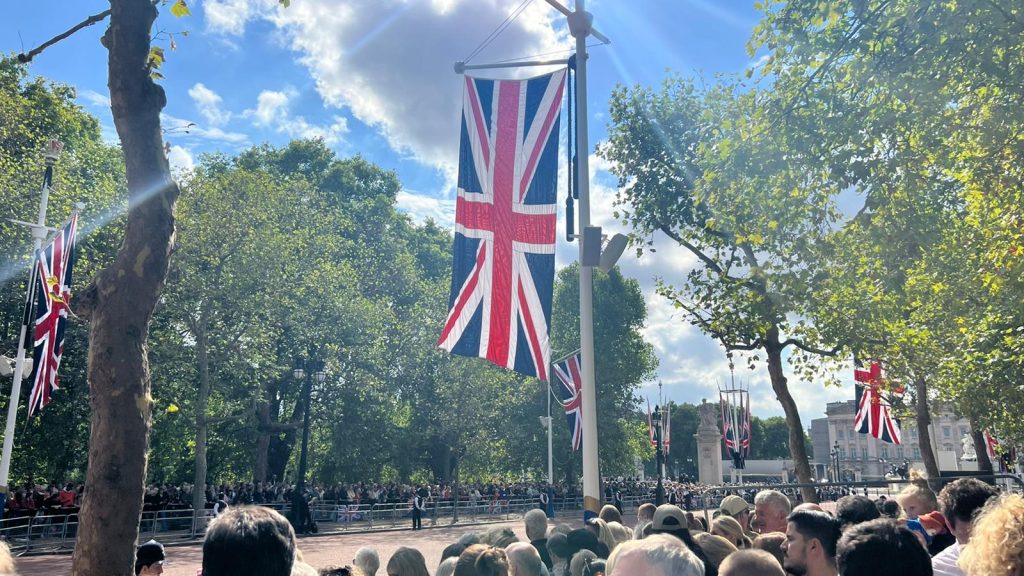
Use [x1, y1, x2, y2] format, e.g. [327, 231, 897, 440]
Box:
[695, 399, 723, 485]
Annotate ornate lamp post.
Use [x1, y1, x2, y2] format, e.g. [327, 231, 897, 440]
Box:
[830, 441, 840, 483]
[653, 404, 665, 505]
[292, 357, 325, 533]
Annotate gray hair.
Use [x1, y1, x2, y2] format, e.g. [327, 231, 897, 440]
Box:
[754, 490, 792, 514]
[524, 509, 549, 541]
[569, 550, 597, 576]
[606, 534, 703, 576]
[506, 542, 545, 576]
[458, 532, 481, 547]
[436, 557, 458, 576]
[354, 546, 380, 576]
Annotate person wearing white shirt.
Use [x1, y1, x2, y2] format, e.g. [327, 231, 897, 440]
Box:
[932, 478, 998, 576]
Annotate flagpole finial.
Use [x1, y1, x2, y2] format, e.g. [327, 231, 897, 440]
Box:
[43, 139, 63, 166]
[454, 61, 466, 74]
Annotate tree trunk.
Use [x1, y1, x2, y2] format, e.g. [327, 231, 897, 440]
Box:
[765, 327, 816, 503]
[913, 376, 941, 485]
[969, 425, 993, 473]
[254, 401, 271, 483]
[192, 314, 211, 528]
[451, 457, 460, 524]
[72, 0, 179, 572]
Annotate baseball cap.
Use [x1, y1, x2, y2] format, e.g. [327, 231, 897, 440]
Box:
[136, 539, 165, 566]
[719, 495, 752, 517]
[651, 504, 688, 531]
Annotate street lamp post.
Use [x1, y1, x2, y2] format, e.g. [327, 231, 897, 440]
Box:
[292, 358, 325, 533]
[831, 441, 840, 483]
[653, 404, 665, 505]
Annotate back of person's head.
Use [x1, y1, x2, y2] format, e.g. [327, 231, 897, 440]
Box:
[482, 527, 518, 548]
[459, 532, 482, 547]
[712, 515, 751, 549]
[585, 518, 617, 555]
[292, 561, 319, 576]
[719, 549, 785, 576]
[505, 542, 544, 576]
[436, 558, 459, 576]
[877, 498, 902, 519]
[787, 510, 842, 558]
[386, 547, 429, 576]
[751, 532, 786, 568]
[837, 518, 931, 576]
[959, 493, 1024, 576]
[836, 495, 881, 528]
[454, 544, 488, 576]
[319, 566, 366, 576]
[202, 505, 296, 576]
[0, 540, 15, 576]
[693, 532, 738, 570]
[606, 534, 704, 576]
[524, 509, 549, 542]
[605, 521, 631, 547]
[547, 532, 571, 563]
[599, 504, 621, 524]
[637, 502, 657, 523]
[354, 546, 380, 576]
[937, 477, 998, 529]
[475, 546, 509, 576]
[569, 550, 597, 576]
[442, 543, 467, 563]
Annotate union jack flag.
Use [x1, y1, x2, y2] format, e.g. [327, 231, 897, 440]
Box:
[438, 70, 566, 380]
[853, 361, 902, 445]
[28, 213, 79, 416]
[553, 352, 582, 451]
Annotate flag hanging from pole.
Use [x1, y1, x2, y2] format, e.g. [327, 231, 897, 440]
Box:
[853, 360, 902, 445]
[27, 213, 79, 416]
[437, 70, 566, 380]
[553, 352, 583, 451]
[647, 400, 656, 447]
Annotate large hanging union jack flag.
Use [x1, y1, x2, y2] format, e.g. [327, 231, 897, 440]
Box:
[854, 360, 902, 445]
[438, 70, 566, 381]
[553, 352, 583, 451]
[28, 213, 79, 416]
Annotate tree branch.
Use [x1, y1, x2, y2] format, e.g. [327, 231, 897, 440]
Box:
[18, 9, 113, 63]
[780, 338, 842, 357]
[659, 225, 724, 275]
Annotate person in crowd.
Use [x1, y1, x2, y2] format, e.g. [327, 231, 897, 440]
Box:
[566, 528, 609, 559]
[476, 545, 510, 576]
[835, 495, 880, 529]
[547, 532, 571, 576]
[598, 504, 621, 524]
[292, 561, 320, 576]
[0, 541, 13, 576]
[781, 510, 840, 576]
[712, 515, 752, 549]
[718, 494, 754, 535]
[634, 503, 656, 539]
[482, 527, 519, 548]
[836, 518, 931, 576]
[754, 490, 792, 534]
[584, 518, 618, 555]
[605, 522, 631, 548]
[606, 534, 704, 576]
[506, 542, 545, 576]
[751, 532, 787, 569]
[202, 505, 297, 576]
[436, 558, 459, 576]
[135, 539, 165, 576]
[354, 546, 381, 576]
[523, 509, 553, 570]
[958, 493, 1024, 576]
[719, 549, 785, 576]
[442, 543, 467, 565]
[455, 544, 489, 576]
[649, 504, 717, 576]
[386, 547, 429, 576]
[793, 502, 825, 514]
[693, 532, 738, 571]
[569, 550, 597, 576]
[896, 475, 938, 520]
[411, 491, 425, 531]
[931, 478, 998, 576]
[876, 499, 902, 519]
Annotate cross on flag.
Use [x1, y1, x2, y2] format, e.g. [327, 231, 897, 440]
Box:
[552, 352, 583, 451]
[853, 360, 902, 445]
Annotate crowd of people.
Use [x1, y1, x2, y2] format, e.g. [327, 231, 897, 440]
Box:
[114, 473, 1023, 576]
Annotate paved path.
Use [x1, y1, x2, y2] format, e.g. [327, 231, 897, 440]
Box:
[15, 516, 583, 576]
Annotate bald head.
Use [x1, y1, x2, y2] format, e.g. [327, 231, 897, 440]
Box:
[793, 502, 824, 513]
[719, 549, 785, 576]
[506, 542, 544, 576]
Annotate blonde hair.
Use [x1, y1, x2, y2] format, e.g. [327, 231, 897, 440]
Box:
[897, 474, 938, 514]
[586, 517, 618, 554]
[605, 521, 632, 547]
[960, 494, 1024, 576]
[694, 532, 738, 570]
[713, 515, 752, 548]
[0, 541, 13, 576]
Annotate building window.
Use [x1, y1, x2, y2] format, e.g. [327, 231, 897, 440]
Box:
[881, 446, 889, 459]
[960, 426, 969, 437]
[913, 447, 921, 459]
[910, 429, 918, 439]
[943, 426, 951, 438]
[838, 428, 845, 439]
[862, 447, 868, 460]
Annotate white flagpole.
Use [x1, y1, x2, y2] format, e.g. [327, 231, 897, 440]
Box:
[0, 140, 63, 510]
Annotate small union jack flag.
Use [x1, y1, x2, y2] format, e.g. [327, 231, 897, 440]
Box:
[553, 352, 583, 451]
[28, 213, 78, 416]
[854, 360, 902, 445]
[437, 70, 566, 380]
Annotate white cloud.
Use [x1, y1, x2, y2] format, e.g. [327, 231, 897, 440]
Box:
[161, 113, 250, 144]
[79, 89, 110, 108]
[203, 0, 278, 36]
[188, 83, 232, 126]
[243, 89, 350, 145]
[396, 190, 455, 225]
[248, 89, 292, 126]
[167, 145, 195, 172]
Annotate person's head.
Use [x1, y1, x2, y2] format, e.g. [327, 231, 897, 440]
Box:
[136, 539, 165, 575]
[442, 543, 466, 564]
[598, 504, 621, 524]
[505, 542, 544, 576]
[584, 518, 617, 554]
[959, 493, 1024, 576]
[751, 532, 786, 569]
[754, 490, 792, 534]
[386, 547, 429, 576]
[436, 558, 459, 576]
[569, 549, 597, 576]
[202, 505, 296, 576]
[454, 544, 489, 576]
[524, 509, 549, 542]
[896, 481, 937, 520]
[693, 531, 738, 570]
[712, 515, 752, 549]
[792, 502, 824, 514]
[636, 503, 657, 524]
[0, 541, 13, 576]
[719, 549, 785, 576]
[605, 522, 632, 547]
[937, 477, 999, 545]
[482, 527, 519, 549]
[605, 534, 703, 576]
[837, 519, 931, 576]
[877, 499, 902, 519]
[782, 510, 840, 576]
[354, 546, 381, 576]
[474, 546, 509, 576]
[547, 533, 571, 564]
[835, 495, 881, 529]
[567, 528, 609, 559]
[719, 495, 752, 529]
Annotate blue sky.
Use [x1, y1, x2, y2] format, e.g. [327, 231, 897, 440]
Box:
[4, 0, 854, 421]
